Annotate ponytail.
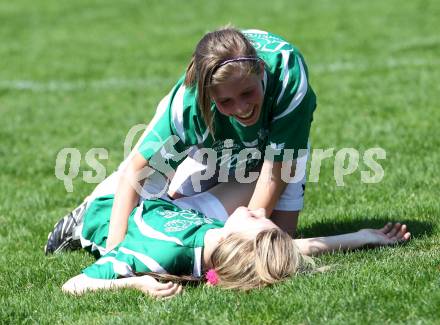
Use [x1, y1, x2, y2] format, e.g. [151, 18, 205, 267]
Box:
[184, 55, 197, 87]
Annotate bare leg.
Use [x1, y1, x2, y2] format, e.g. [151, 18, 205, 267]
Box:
[169, 160, 303, 237]
[168, 191, 185, 199]
[207, 181, 300, 237]
[207, 179, 256, 216]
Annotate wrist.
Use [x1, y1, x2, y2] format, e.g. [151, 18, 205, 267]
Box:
[356, 230, 371, 246]
[122, 276, 141, 290]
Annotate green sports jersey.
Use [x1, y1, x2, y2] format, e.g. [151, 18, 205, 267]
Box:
[138, 29, 316, 174]
[81, 195, 223, 279]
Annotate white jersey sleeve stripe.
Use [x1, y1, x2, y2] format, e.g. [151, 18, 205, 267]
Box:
[195, 127, 209, 144]
[202, 128, 209, 142]
[119, 247, 168, 274]
[95, 256, 134, 277]
[192, 247, 202, 277]
[243, 29, 268, 35]
[273, 57, 308, 121]
[133, 205, 184, 246]
[276, 50, 291, 105]
[171, 85, 186, 143]
[146, 93, 171, 136]
[262, 69, 268, 95]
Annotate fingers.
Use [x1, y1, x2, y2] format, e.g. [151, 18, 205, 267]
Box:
[160, 283, 183, 299]
[381, 222, 411, 243]
[152, 282, 182, 299]
[395, 224, 407, 240]
[391, 224, 411, 242]
[139, 280, 182, 299]
[137, 276, 183, 299]
[386, 223, 401, 238]
[151, 280, 174, 290]
[379, 222, 393, 233]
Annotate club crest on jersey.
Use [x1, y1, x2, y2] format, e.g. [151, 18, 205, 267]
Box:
[157, 208, 214, 232]
[269, 142, 285, 150]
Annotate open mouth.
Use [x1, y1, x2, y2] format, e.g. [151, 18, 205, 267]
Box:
[234, 107, 255, 121]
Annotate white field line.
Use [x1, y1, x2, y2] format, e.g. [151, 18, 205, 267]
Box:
[313, 57, 440, 73]
[0, 77, 175, 92]
[390, 36, 440, 51]
[0, 57, 438, 92]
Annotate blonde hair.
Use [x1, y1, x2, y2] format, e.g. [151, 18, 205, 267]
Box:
[184, 27, 263, 135]
[134, 228, 311, 290]
[210, 228, 306, 291]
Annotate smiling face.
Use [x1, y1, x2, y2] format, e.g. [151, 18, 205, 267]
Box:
[210, 67, 264, 126]
[223, 207, 278, 237]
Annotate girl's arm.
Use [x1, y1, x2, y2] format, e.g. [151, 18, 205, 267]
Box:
[106, 153, 149, 250]
[294, 223, 411, 256]
[248, 160, 290, 216]
[62, 274, 182, 298]
[206, 161, 292, 218]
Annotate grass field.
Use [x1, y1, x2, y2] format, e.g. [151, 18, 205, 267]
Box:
[1, 0, 439, 323]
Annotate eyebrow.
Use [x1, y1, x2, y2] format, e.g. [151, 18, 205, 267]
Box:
[242, 86, 255, 92]
[216, 86, 256, 101]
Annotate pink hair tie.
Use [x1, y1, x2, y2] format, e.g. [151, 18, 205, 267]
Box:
[205, 269, 219, 285]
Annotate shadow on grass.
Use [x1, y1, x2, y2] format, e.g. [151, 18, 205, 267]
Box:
[297, 218, 435, 239]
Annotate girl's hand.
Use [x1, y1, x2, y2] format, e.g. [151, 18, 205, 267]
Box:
[359, 223, 411, 247]
[135, 275, 182, 299]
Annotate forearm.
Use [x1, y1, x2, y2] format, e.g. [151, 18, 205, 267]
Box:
[62, 274, 138, 295]
[294, 231, 368, 256]
[63, 274, 183, 298]
[106, 154, 148, 250]
[106, 175, 140, 249]
[248, 161, 287, 216]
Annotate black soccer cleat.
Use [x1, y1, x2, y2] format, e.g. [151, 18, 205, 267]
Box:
[44, 201, 88, 255]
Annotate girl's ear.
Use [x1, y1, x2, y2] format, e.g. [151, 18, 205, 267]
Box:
[218, 231, 227, 242]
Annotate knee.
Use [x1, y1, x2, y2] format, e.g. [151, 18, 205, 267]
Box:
[167, 190, 186, 200]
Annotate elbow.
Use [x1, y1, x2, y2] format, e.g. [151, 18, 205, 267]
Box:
[62, 274, 86, 295]
[62, 278, 77, 295]
[120, 154, 151, 185]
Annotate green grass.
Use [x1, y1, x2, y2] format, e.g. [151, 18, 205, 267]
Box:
[1, 0, 439, 323]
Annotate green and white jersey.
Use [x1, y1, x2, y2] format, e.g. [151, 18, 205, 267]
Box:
[81, 195, 223, 279]
[138, 29, 316, 173]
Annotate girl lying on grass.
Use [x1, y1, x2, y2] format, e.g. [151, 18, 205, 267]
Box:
[58, 177, 410, 299]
